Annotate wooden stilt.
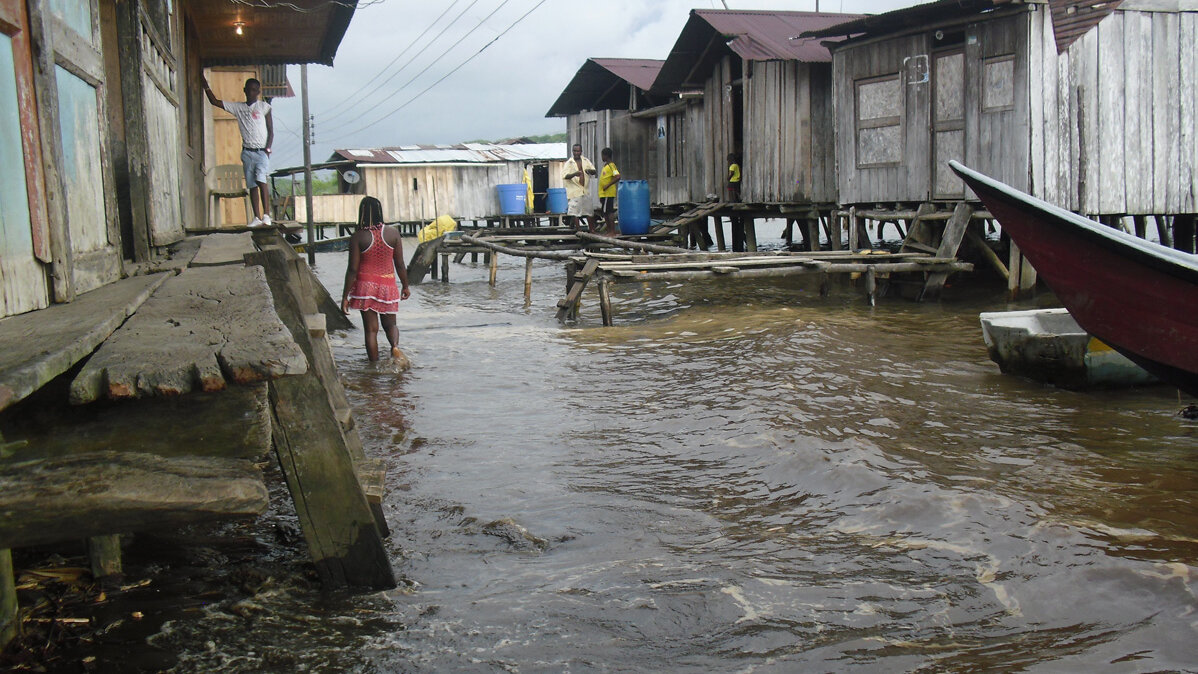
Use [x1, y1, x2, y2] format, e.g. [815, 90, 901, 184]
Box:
[598, 277, 612, 326]
[1174, 214, 1196, 253]
[783, 218, 794, 245]
[524, 257, 533, 303]
[440, 253, 449, 283]
[865, 266, 876, 306]
[1007, 238, 1037, 300]
[1133, 215, 1147, 239]
[966, 227, 1009, 281]
[745, 217, 757, 252]
[1, 548, 14, 650]
[1156, 215, 1173, 247]
[429, 253, 438, 280]
[819, 270, 830, 297]
[556, 258, 599, 322]
[848, 207, 858, 251]
[87, 534, 122, 580]
[488, 249, 499, 287]
[714, 215, 726, 251]
[805, 216, 820, 251]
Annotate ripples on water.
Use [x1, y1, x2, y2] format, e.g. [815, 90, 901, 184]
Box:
[145, 235, 1197, 672]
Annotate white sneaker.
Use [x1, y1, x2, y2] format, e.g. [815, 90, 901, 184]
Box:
[262, 214, 272, 226]
[248, 217, 264, 228]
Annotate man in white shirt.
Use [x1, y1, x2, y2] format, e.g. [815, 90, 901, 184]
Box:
[203, 76, 274, 227]
[562, 143, 596, 231]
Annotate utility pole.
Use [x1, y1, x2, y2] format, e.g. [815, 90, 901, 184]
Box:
[301, 64, 315, 266]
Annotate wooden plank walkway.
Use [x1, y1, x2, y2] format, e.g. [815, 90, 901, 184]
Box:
[0, 273, 169, 411]
[69, 265, 308, 403]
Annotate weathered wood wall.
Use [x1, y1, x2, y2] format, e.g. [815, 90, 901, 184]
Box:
[1034, 5, 1198, 215]
[742, 60, 837, 203]
[208, 68, 259, 227]
[293, 194, 360, 223]
[652, 101, 703, 205]
[138, 21, 183, 247]
[565, 110, 656, 196]
[703, 56, 736, 202]
[359, 162, 565, 223]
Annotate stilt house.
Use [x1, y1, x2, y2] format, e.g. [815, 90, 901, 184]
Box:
[0, 0, 354, 320]
[289, 143, 568, 224]
[650, 10, 862, 208]
[804, 0, 1198, 243]
[546, 58, 667, 202]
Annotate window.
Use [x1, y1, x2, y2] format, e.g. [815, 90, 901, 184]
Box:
[854, 74, 902, 167]
[982, 56, 1015, 112]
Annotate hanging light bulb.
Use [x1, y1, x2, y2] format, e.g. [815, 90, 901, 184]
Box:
[234, 21, 245, 36]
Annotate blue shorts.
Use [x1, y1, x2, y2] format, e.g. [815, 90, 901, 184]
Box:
[241, 148, 271, 187]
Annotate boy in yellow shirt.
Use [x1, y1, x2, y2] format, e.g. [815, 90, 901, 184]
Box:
[597, 147, 621, 235]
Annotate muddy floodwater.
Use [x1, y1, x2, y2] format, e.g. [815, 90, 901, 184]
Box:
[49, 226, 1198, 672]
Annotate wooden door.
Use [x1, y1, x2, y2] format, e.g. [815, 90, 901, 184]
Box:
[932, 48, 966, 199]
[0, 0, 50, 316]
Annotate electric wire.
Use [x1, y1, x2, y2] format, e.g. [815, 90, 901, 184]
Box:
[330, 0, 545, 142]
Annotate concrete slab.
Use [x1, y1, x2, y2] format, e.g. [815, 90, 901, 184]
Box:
[191, 232, 256, 267]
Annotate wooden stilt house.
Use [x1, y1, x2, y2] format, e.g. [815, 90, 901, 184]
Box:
[0, 0, 354, 320]
[546, 58, 667, 203]
[650, 10, 863, 208]
[803, 0, 1198, 273]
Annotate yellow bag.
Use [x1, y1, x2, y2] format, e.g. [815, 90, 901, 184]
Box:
[417, 214, 458, 242]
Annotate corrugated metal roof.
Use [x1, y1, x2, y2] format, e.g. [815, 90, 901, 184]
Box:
[655, 10, 864, 93]
[545, 58, 667, 117]
[801, 0, 1035, 40]
[331, 143, 567, 165]
[1050, 0, 1124, 53]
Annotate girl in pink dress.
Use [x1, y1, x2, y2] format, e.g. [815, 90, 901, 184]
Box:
[341, 196, 411, 362]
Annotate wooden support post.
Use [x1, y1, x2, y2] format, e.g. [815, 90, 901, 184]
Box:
[966, 227, 1009, 281]
[1156, 215, 1173, 248]
[440, 253, 449, 283]
[713, 215, 726, 251]
[488, 249, 499, 287]
[1133, 215, 1147, 239]
[819, 271, 830, 297]
[848, 207, 858, 251]
[524, 257, 533, 304]
[1174, 214, 1196, 254]
[1, 548, 14, 650]
[598, 277, 613, 326]
[1007, 239, 1038, 300]
[919, 202, 974, 301]
[805, 217, 820, 252]
[88, 534, 122, 580]
[855, 215, 872, 250]
[865, 266, 876, 306]
[471, 251, 478, 264]
[783, 218, 794, 245]
[745, 217, 757, 252]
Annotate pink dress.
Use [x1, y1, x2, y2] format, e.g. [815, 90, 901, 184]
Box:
[346, 225, 400, 314]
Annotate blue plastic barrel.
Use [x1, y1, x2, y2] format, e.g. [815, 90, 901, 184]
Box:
[496, 184, 526, 215]
[546, 187, 567, 214]
[617, 180, 650, 234]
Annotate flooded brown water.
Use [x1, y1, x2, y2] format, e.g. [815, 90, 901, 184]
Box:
[52, 229, 1198, 671]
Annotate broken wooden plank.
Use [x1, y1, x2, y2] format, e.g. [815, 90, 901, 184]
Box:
[190, 232, 257, 267]
[555, 258, 600, 322]
[406, 236, 444, 285]
[70, 266, 307, 404]
[254, 231, 353, 332]
[0, 451, 269, 549]
[0, 273, 169, 412]
[920, 202, 975, 301]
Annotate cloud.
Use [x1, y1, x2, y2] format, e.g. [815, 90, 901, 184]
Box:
[269, 0, 924, 168]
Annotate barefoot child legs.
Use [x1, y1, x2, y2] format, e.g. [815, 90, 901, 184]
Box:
[360, 309, 382, 361]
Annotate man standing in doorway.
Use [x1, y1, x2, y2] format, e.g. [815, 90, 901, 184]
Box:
[202, 75, 274, 227]
[563, 143, 596, 231]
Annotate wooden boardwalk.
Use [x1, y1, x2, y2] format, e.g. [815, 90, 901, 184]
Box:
[0, 229, 395, 645]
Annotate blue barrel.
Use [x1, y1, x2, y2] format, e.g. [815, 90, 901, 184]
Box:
[546, 187, 568, 214]
[496, 184, 526, 215]
[617, 180, 650, 234]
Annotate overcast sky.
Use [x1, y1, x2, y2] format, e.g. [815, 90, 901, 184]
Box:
[268, 0, 928, 168]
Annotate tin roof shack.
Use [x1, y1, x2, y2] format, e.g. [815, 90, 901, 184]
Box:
[805, 0, 1198, 246]
[0, 0, 354, 320]
[291, 143, 568, 225]
[651, 10, 863, 208]
[546, 58, 667, 204]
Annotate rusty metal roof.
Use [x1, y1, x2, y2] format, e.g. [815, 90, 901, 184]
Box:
[331, 143, 567, 165]
[1051, 0, 1124, 53]
[654, 10, 864, 93]
[545, 58, 667, 117]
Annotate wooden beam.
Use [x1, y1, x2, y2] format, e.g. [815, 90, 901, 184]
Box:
[919, 202, 974, 301]
[87, 534, 122, 580]
[0, 451, 269, 549]
[114, 0, 152, 262]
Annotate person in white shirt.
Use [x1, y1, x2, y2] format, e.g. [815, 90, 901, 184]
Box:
[203, 76, 274, 227]
[562, 143, 596, 231]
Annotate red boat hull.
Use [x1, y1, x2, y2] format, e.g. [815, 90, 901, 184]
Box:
[950, 161, 1198, 397]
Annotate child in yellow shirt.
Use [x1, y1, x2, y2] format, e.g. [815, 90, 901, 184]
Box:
[598, 147, 621, 234]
